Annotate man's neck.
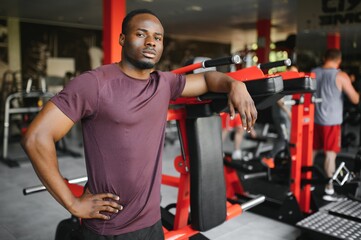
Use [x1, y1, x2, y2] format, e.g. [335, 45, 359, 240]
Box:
[118, 61, 153, 80]
[323, 61, 339, 69]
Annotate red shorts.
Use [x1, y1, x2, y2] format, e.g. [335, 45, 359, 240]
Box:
[313, 124, 341, 153]
[220, 113, 242, 130]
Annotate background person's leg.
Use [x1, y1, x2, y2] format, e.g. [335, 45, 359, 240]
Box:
[232, 126, 244, 160]
[324, 151, 337, 190]
[323, 151, 345, 201]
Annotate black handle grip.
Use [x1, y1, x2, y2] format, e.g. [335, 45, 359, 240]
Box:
[258, 58, 291, 70]
[203, 55, 242, 68]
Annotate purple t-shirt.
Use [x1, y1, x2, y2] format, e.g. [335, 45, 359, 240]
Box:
[51, 63, 186, 235]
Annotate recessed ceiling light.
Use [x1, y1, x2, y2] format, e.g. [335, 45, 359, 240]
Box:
[141, 0, 154, 2]
[186, 5, 203, 12]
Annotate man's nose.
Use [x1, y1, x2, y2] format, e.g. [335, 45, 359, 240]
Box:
[145, 37, 156, 47]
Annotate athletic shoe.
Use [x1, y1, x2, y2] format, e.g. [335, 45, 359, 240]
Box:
[232, 150, 242, 160]
[325, 187, 334, 195]
[323, 191, 346, 202]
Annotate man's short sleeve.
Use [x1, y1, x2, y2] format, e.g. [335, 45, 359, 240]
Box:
[50, 72, 98, 122]
[166, 72, 186, 100]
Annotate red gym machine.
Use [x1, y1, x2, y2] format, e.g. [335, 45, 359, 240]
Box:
[160, 57, 293, 239]
[223, 69, 317, 223]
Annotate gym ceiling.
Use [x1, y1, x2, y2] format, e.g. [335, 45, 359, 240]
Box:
[0, 0, 297, 44]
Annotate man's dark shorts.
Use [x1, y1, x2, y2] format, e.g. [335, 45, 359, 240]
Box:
[81, 220, 164, 240]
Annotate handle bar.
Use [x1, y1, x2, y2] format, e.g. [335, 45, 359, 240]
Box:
[258, 58, 291, 70]
[203, 55, 242, 68]
[241, 195, 266, 211]
[172, 55, 242, 74]
[23, 176, 88, 195]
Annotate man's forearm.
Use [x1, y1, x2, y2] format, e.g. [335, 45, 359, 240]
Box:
[21, 136, 77, 212]
[203, 71, 237, 93]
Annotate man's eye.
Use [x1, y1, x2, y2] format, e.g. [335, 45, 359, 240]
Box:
[137, 33, 145, 37]
[155, 37, 162, 41]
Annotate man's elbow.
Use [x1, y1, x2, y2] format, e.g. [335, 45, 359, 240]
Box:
[352, 94, 360, 105]
[21, 131, 44, 154]
[21, 132, 35, 153]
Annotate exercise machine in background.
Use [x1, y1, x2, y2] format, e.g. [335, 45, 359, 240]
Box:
[1, 72, 82, 167]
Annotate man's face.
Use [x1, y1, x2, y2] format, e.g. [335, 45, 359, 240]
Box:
[120, 13, 164, 69]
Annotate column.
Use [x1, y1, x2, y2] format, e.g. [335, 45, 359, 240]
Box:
[327, 32, 340, 49]
[256, 0, 271, 64]
[103, 0, 126, 64]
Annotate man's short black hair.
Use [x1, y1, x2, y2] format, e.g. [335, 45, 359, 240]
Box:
[324, 48, 342, 61]
[122, 9, 161, 35]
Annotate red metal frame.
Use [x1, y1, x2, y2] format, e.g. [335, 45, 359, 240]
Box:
[64, 180, 84, 198]
[287, 92, 314, 213]
[171, 62, 203, 74]
[223, 71, 316, 214]
[281, 72, 315, 214]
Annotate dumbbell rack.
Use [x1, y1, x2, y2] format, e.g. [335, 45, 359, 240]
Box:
[297, 198, 361, 240]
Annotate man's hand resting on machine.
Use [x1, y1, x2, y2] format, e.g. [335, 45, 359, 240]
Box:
[228, 81, 257, 132]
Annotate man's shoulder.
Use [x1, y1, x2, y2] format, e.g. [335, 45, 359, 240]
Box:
[153, 70, 175, 77]
[336, 71, 350, 81]
[87, 63, 121, 80]
[93, 63, 117, 74]
[152, 70, 182, 82]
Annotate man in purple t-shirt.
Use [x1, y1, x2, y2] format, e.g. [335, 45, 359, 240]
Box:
[21, 9, 257, 239]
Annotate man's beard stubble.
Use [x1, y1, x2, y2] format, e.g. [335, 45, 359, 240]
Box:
[125, 52, 156, 70]
[135, 60, 155, 70]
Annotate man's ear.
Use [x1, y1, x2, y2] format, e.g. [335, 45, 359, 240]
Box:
[119, 33, 125, 46]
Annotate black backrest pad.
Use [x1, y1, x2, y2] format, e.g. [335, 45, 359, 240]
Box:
[186, 115, 227, 231]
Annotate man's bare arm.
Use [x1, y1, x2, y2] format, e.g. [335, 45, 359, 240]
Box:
[337, 71, 359, 104]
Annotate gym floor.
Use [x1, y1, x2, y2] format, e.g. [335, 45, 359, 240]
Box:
[0, 127, 301, 240]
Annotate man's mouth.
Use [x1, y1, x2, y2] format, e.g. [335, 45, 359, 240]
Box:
[143, 49, 156, 58]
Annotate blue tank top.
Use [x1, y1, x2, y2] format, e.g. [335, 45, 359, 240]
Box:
[312, 67, 343, 125]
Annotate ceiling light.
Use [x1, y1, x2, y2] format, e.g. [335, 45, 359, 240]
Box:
[186, 5, 203, 12]
[141, 0, 154, 2]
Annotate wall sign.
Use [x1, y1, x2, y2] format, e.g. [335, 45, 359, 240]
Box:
[298, 0, 361, 31]
[319, 0, 361, 25]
